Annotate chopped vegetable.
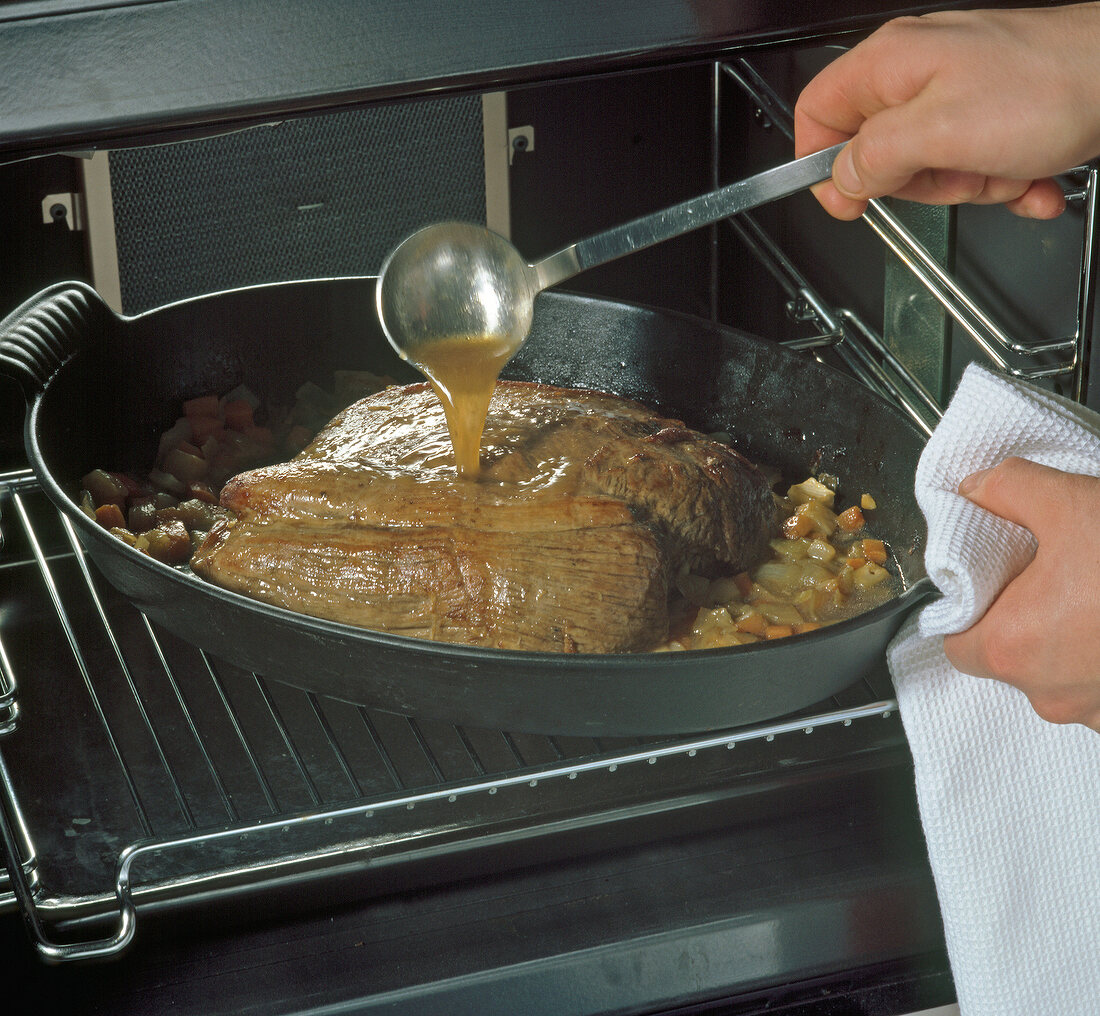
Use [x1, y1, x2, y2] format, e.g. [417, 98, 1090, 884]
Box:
[836, 505, 866, 532]
[223, 399, 255, 432]
[94, 503, 126, 529]
[787, 476, 835, 507]
[859, 538, 888, 565]
[852, 562, 890, 588]
[665, 467, 897, 650]
[143, 521, 192, 564]
[183, 394, 220, 418]
[79, 373, 391, 570]
[734, 609, 767, 636]
[81, 468, 129, 509]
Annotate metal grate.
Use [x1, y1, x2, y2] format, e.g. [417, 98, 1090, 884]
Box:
[108, 95, 488, 315]
[721, 57, 1100, 421]
[0, 473, 902, 962]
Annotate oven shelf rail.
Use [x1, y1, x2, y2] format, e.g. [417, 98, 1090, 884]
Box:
[10, 694, 899, 964]
[0, 473, 903, 963]
[721, 57, 1099, 418]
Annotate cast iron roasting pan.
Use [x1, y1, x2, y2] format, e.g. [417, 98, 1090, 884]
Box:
[0, 278, 934, 736]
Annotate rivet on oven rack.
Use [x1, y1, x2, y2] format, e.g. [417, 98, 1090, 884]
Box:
[785, 294, 818, 323]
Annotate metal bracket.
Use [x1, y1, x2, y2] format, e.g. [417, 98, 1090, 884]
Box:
[507, 125, 534, 165]
[40, 192, 85, 231]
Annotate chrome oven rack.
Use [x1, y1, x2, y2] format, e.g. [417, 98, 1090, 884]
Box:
[720, 56, 1100, 430]
[0, 472, 903, 963]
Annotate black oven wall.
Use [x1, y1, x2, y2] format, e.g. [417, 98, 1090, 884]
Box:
[0, 155, 91, 470]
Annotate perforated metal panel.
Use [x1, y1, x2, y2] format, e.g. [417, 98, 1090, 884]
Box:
[106, 96, 487, 314]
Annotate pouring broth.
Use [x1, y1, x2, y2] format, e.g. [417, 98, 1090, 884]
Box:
[402, 333, 516, 479]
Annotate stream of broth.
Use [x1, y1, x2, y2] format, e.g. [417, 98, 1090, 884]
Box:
[408, 334, 517, 479]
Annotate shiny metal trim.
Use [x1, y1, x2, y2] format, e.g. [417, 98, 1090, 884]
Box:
[721, 56, 1095, 403]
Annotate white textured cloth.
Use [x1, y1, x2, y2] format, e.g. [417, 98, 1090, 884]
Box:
[887, 363, 1100, 1016]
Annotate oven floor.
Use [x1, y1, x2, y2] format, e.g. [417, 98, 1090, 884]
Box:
[1, 752, 954, 1016]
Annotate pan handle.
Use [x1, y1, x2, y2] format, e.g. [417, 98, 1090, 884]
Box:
[0, 282, 111, 394]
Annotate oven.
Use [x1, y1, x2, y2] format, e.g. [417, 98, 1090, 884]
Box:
[0, 2, 1093, 1013]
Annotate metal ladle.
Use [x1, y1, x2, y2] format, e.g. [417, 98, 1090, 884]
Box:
[376, 142, 846, 369]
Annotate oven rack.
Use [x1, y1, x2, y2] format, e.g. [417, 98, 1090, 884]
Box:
[0, 473, 904, 963]
[722, 57, 1100, 420]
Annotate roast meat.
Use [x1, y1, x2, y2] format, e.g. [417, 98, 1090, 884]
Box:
[190, 381, 776, 652]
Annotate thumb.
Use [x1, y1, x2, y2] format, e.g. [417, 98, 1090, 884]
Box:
[831, 101, 940, 201]
[956, 457, 1077, 533]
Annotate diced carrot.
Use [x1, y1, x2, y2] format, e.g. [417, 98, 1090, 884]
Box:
[732, 571, 753, 598]
[764, 624, 794, 640]
[735, 610, 767, 636]
[781, 504, 814, 539]
[860, 538, 888, 565]
[836, 505, 865, 532]
[845, 556, 866, 569]
[223, 399, 255, 432]
[794, 621, 822, 635]
[244, 424, 275, 448]
[189, 415, 225, 445]
[183, 394, 221, 418]
[94, 503, 127, 530]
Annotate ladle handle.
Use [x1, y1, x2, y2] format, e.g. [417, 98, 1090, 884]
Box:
[533, 141, 846, 291]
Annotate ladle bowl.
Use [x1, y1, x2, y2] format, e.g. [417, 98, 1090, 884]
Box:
[376, 142, 846, 367]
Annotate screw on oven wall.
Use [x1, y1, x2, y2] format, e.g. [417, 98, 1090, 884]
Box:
[507, 126, 535, 166]
[40, 192, 85, 231]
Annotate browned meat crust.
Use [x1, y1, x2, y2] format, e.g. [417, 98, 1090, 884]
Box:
[191, 381, 775, 652]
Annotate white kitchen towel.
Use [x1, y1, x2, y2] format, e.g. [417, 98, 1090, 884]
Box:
[887, 362, 1100, 1016]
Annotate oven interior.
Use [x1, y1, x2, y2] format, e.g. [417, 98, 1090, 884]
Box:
[1, 6, 1096, 1013]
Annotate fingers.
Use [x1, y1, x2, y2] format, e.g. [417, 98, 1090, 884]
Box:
[809, 169, 1066, 222]
[944, 458, 1100, 731]
[1004, 178, 1069, 220]
[945, 619, 1100, 732]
